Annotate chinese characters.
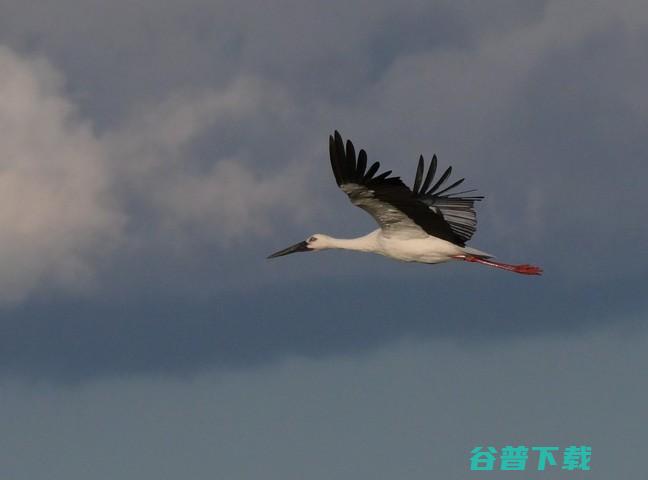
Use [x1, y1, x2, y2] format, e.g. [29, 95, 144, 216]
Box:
[470, 445, 591, 471]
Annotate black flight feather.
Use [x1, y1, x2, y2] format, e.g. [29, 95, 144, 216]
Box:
[328, 130, 483, 246]
[412, 155, 424, 195]
[420, 154, 437, 195]
[357, 149, 367, 179]
[328, 135, 342, 185]
[345, 139, 357, 179]
[427, 166, 452, 195]
[363, 162, 380, 182]
[370, 170, 392, 183]
[434, 177, 465, 196]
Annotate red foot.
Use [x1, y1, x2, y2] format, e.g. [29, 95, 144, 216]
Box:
[511, 264, 543, 275]
[453, 255, 543, 276]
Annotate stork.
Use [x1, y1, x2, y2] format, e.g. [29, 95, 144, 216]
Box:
[268, 131, 542, 275]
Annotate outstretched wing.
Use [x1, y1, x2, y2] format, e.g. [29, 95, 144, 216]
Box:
[329, 131, 482, 246]
[410, 154, 483, 243]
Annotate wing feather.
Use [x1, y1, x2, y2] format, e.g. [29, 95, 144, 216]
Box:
[420, 154, 437, 194]
[427, 166, 452, 195]
[356, 149, 367, 179]
[412, 155, 424, 195]
[415, 157, 483, 242]
[363, 161, 380, 182]
[329, 131, 480, 244]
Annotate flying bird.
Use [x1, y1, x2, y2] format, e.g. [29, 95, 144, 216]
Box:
[268, 131, 542, 275]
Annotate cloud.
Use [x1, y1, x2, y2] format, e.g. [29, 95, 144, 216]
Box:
[0, 46, 123, 303]
[104, 77, 312, 247]
[0, 47, 312, 303]
[1, 0, 648, 380]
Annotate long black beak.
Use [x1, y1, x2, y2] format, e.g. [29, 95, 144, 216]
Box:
[267, 240, 311, 259]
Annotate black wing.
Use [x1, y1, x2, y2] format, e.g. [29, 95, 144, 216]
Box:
[411, 154, 483, 243]
[329, 131, 482, 246]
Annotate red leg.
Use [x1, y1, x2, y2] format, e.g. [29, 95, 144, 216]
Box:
[452, 255, 543, 275]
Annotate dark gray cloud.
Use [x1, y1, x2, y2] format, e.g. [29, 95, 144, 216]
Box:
[0, 0, 546, 124]
[2, 266, 646, 382]
[0, 0, 647, 380]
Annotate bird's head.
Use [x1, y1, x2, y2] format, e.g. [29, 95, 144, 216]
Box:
[267, 234, 331, 259]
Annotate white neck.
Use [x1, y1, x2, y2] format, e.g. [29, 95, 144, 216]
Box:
[320, 231, 380, 253]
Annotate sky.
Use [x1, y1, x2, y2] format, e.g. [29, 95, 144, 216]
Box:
[0, 0, 647, 478]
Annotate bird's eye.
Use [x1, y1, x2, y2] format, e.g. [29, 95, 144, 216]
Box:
[309, 236, 317, 242]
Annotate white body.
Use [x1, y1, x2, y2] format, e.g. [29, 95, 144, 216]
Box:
[311, 230, 490, 264]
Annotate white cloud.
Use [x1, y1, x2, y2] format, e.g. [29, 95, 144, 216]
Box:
[104, 76, 312, 247]
[0, 47, 311, 303]
[0, 46, 123, 303]
[153, 159, 310, 245]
